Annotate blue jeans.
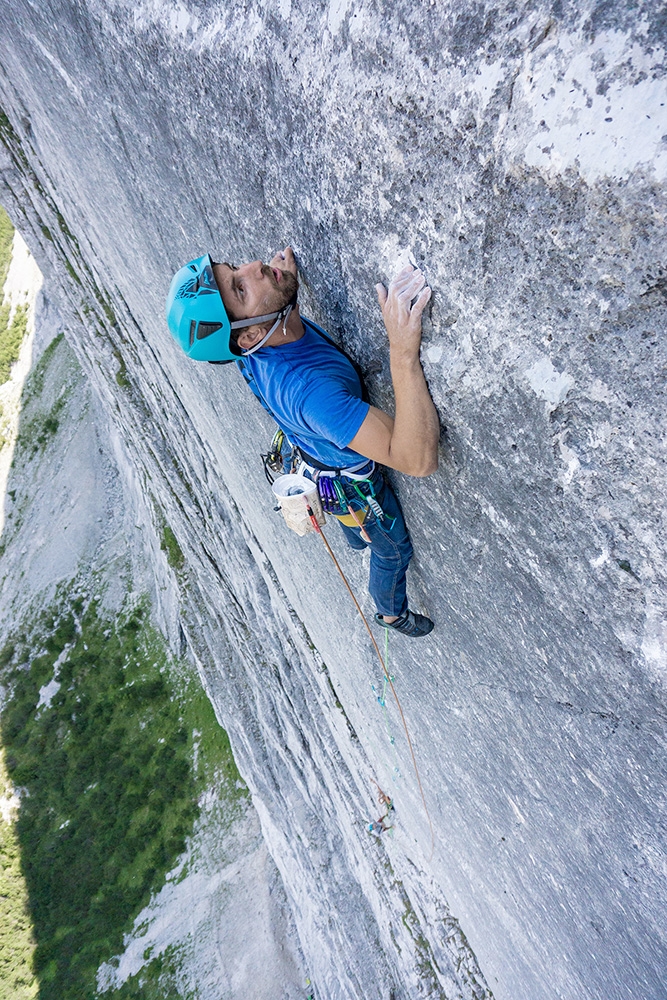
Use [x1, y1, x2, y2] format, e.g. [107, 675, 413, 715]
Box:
[335, 469, 413, 617]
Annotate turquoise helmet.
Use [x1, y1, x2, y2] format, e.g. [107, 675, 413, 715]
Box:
[166, 253, 295, 364]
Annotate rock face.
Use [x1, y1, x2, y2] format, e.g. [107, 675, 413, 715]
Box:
[1, 2, 666, 998]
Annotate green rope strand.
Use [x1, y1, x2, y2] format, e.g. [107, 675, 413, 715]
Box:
[371, 628, 402, 782]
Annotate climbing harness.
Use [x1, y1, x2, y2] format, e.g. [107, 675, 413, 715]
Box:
[297, 451, 397, 536]
[262, 426, 394, 543]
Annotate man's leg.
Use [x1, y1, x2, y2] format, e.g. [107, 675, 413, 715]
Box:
[361, 475, 413, 618]
[336, 472, 412, 613]
[337, 519, 369, 551]
[335, 472, 432, 636]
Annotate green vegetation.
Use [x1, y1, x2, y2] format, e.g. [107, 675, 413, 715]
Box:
[20, 332, 64, 405]
[0, 303, 28, 384]
[0, 590, 244, 1000]
[14, 393, 65, 458]
[160, 524, 185, 571]
[103, 945, 195, 1000]
[0, 207, 32, 387]
[63, 258, 81, 286]
[0, 401, 8, 451]
[113, 348, 130, 390]
[0, 205, 13, 288]
[0, 748, 38, 1000]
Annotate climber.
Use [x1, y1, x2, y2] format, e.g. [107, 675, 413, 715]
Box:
[166, 247, 440, 637]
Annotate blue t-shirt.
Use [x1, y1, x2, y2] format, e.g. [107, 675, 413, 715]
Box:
[237, 318, 370, 468]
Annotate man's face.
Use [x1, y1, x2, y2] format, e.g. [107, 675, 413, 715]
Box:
[212, 260, 298, 322]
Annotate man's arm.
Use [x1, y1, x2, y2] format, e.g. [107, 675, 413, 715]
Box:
[347, 265, 439, 477]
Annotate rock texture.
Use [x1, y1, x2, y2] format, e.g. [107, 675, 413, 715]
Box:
[1, 2, 666, 998]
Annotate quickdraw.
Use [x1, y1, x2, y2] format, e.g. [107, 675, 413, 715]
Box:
[261, 428, 298, 484]
[368, 778, 395, 836]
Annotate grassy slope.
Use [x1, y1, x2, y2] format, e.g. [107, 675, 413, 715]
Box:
[0, 235, 248, 1000]
[0, 206, 30, 387]
[0, 303, 28, 384]
[0, 591, 246, 1000]
[0, 206, 13, 288]
[0, 747, 38, 1000]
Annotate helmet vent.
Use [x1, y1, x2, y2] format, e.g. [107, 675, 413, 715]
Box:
[196, 322, 223, 340]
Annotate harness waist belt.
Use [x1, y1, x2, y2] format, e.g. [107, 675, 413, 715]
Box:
[297, 455, 375, 481]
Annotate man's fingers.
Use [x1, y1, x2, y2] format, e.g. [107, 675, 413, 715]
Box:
[376, 283, 388, 307]
[391, 265, 420, 286]
[411, 285, 432, 316]
[390, 267, 425, 297]
[397, 272, 426, 300]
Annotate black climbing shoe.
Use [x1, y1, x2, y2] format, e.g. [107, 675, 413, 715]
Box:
[374, 609, 434, 638]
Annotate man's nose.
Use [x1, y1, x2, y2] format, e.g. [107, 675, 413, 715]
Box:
[239, 260, 265, 279]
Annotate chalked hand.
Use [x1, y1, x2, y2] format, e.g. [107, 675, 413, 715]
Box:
[376, 265, 432, 361]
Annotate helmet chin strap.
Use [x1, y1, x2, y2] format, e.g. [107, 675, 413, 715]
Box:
[233, 297, 296, 357]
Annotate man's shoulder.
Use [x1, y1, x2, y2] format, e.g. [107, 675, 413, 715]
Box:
[302, 316, 332, 340]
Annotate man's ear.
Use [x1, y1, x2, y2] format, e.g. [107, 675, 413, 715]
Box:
[236, 324, 270, 351]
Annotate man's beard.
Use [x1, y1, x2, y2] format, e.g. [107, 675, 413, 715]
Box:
[280, 269, 298, 306]
[265, 264, 298, 310]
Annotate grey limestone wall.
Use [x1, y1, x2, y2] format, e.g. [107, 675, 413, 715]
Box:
[1, 1, 666, 998]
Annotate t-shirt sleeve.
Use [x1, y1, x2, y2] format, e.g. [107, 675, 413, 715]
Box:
[298, 379, 370, 449]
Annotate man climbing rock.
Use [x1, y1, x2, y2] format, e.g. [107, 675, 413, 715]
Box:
[166, 247, 439, 637]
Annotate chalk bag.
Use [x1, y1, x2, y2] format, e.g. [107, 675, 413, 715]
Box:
[271, 474, 326, 537]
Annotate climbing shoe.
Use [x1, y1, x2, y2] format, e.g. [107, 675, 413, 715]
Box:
[374, 609, 434, 638]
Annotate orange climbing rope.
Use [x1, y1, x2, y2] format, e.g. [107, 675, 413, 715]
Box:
[306, 505, 435, 859]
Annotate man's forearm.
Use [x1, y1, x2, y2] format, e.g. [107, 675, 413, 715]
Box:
[348, 264, 440, 476]
[388, 353, 439, 476]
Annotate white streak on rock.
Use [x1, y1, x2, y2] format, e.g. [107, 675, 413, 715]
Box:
[558, 436, 581, 488]
[507, 795, 526, 824]
[524, 355, 574, 406]
[641, 600, 667, 685]
[461, 333, 474, 360]
[327, 0, 352, 35]
[27, 34, 83, 104]
[516, 29, 667, 181]
[468, 59, 507, 111]
[37, 678, 61, 710]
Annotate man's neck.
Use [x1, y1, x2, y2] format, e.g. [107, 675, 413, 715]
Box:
[266, 305, 305, 347]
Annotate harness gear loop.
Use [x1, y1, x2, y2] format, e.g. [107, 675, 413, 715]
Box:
[326, 477, 372, 543]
